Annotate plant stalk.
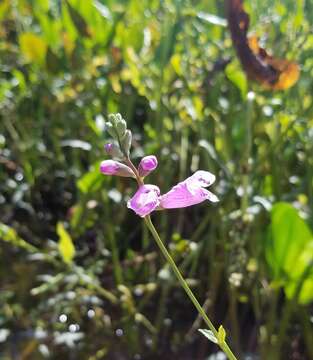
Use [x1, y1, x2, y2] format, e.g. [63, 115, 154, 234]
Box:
[144, 215, 238, 360]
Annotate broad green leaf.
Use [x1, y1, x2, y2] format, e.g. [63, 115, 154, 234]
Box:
[284, 242, 313, 304]
[19, 33, 47, 65]
[285, 273, 313, 305]
[57, 223, 75, 264]
[266, 202, 312, 278]
[266, 202, 313, 304]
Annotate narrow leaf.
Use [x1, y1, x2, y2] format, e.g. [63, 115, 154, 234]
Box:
[217, 325, 226, 344]
[57, 222, 75, 264]
[0, 223, 37, 253]
[198, 329, 218, 344]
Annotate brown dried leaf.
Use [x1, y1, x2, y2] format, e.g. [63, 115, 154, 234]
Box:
[226, 0, 299, 90]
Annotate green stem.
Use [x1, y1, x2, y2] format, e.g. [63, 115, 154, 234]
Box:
[107, 226, 123, 285]
[144, 215, 238, 360]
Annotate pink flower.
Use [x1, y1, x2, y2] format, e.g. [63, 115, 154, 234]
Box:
[160, 170, 219, 209]
[138, 155, 158, 177]
[100, 160, 135, 178]
[127, 184, 161, 217]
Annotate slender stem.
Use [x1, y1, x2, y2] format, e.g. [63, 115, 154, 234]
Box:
[125, 157, 144, 186]
[144, 215, 238, 360]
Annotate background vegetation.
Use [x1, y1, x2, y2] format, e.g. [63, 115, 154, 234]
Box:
[0, 0, 312, 359]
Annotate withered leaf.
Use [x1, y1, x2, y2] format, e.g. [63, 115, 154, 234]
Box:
[225, 0, 299, 90]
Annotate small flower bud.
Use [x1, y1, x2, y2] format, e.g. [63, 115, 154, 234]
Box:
[100, 160, 135, 178]
[105, 122, 116, 138]
[116, 119, 127, 137]
[138, 155, 158, 177]
[104, 143, 124, 158]
[115, 113, 123, 122]
[108, 113, 117, 125]
[121, 130, 132, 156]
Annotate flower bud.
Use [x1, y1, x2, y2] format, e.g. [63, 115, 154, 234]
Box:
[104, 143, 123, 158]
[138, 155, 158, 177]
[108, 113, 117, 125]
[121, 130, 132, 156]
[100, 160, 135, 178]
[105, 122, 116, 138]
[116, 119, 127, 137]
[115, 113, 123, 122]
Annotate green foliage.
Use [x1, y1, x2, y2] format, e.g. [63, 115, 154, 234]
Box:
[266, 203, 313, 304]
[0, 0, 312, 358]
[57, 222, 75, 264]
[0, 223, 37, 253]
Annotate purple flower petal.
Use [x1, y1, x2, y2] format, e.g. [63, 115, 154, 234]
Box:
[138, 155, 158, 177]
[186, 170, 216, 188]
[160, 170, 218, 209]
[104, 143, 114, 154]
[127, 184, 161, 217]
[100, 160, 135, 178]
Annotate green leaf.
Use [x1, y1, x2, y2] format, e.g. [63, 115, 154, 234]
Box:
[266, 202, 313, 304]
[46, 47, 60, 74]
[197, 12, 227, 27]
[77, 162, 104, 194]
[198, 329, 218, 344]
[19, 32, 47, 65]
[266, 202, 312, 278]
[0, 223, 37, 253]
[217, 325, 226, 344]
[57, 222, 75, 264]
[0, 0, 10, 21]
[66, 0, 91, 38]
[93, 0, 111, 20]
[225, 61, 247, 99]
[284, 242, 313, 304]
